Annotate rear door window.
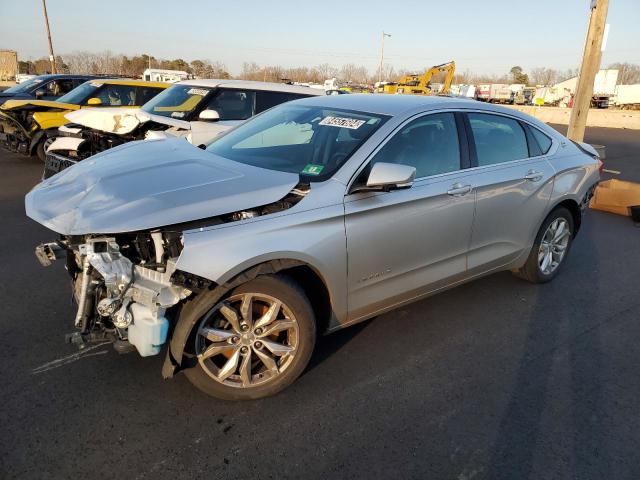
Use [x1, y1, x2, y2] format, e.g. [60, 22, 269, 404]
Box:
[255, 91, 307, 113]
[468, 113, 528, 166]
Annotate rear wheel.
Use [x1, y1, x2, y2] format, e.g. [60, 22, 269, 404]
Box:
[514, 207, 574, 283]
[184, 275, 316, 400]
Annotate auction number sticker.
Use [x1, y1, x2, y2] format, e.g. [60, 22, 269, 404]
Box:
[319, 116, 365, 129]
[187, 88, 209, 96]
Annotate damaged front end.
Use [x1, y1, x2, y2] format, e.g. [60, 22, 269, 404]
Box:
[0, 108, 36, 154]
[43, 117, 181, 179]
[1, 101, 74, 156]
[37, 231, 194, 356]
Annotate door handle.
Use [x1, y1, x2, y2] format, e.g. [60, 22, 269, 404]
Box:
[524, 170, 543, 182]
[447, 183, 472, 196]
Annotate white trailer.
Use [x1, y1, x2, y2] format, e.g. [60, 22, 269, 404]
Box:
[488, 84, 513, 103]
[551, 69, 618, 108]
[612, 84, 640, 110]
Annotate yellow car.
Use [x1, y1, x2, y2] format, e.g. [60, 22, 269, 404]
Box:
[0, 79, 168, 161]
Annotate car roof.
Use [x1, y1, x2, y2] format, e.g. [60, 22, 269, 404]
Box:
[31, 74, 108, 80]
[175, 78, 325, 96]
[291, 94, 486, 116]
[85, 78, 170, 88]
[289, 93, 546, 122]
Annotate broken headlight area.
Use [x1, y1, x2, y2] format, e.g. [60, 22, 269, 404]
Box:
[36, 231, 192, 357]
[0, 111, 33, 153]
[55, 121, 173, 161]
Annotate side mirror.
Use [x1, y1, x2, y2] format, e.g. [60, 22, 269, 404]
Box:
[86, 97, 102, 106]
[365, 162, 416, 190]
[35, 89, 46, 99]
[198, 109, 220, 121]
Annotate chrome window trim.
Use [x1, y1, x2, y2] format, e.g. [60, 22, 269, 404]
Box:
[345, 106, 560, 194]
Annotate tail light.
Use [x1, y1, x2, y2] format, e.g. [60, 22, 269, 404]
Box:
[597, 158, 604, 176]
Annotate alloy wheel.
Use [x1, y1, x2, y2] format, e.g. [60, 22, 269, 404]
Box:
[195, 293, 299, 388]
[538, 217, 571, 275]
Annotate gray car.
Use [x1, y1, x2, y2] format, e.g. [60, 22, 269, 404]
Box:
[26, 95, 600, 400]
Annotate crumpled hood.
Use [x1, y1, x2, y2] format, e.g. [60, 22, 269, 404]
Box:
[65, 107, 146, 134]
[25, 137, 300, 235]
[1, 99, 79, 111]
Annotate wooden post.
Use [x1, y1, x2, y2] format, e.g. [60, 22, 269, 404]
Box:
[41, 0, 56, 74]
[567, 0, 609, 142]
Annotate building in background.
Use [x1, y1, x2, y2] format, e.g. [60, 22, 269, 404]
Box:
[0, 50, 18, 81]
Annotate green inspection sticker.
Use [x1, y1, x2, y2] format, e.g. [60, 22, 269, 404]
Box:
[302, 164, 324, 175]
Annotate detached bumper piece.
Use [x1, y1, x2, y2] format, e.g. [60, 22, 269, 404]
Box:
[43, 152, 77, 179]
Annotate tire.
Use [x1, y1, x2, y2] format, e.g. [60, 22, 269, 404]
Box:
[514, 207, 575, 284]
[184, 275, 316, 400]
[35, 135, 54, 162]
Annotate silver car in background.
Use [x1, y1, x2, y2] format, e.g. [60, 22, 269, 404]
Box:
[26, 95, 600, 400]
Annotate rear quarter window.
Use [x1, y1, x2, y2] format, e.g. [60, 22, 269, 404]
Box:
[530, 127, 552, 154]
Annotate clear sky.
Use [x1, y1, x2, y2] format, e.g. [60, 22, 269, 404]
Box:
[1, 0, 638, 76]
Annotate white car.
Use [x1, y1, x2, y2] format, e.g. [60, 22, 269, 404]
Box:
[43, 79, 324, 178]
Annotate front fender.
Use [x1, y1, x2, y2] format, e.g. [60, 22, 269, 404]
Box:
[32, 110, 68, 131]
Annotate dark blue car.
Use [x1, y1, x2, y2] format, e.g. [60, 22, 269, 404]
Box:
[0, 74, 105, 106]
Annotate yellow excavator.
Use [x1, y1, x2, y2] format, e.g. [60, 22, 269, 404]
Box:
[379, 61, 455, 95]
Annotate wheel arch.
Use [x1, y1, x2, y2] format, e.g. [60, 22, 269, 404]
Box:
[551, 198, 582, 235]
[163, 257, 335, 379]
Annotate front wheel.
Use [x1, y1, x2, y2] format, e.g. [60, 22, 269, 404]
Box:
[514, 207, 575, 284]
[184, 275, 316, 400]
[36, 135, 55, 162]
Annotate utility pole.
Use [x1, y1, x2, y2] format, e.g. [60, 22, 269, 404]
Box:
[41, 0, 56, 74]
[567, 0, 609, 142]
[378, 31, 391, 86]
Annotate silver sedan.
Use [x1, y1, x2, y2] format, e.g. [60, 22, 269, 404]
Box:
[27, 94, 600, 400]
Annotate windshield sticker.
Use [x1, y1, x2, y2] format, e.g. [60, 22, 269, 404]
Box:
[302, 164, 325, 175]
[319, 116, 366, 129]
[170, 111, 186, 118]
[187, 88, 209, 96]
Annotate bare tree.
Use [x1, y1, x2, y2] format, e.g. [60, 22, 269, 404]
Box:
[607, 62, 640, 84]
[530, 67, 558, 86]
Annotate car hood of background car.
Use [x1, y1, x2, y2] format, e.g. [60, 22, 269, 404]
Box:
[25, 137, 301, 235]
[1, 99, 79, 111]
[64, 107, 147, 135]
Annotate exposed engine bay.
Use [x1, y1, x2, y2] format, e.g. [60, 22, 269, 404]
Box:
[33, 184, 309, 356]
[0, 107, 45, 153]
[37, 232, 192, 355]
[55, 119, 182, 159]
[43, 120, 192, 179]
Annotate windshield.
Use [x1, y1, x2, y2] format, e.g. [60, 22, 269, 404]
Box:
[206, 104, 388, 180]
[56, 81, 100, 104]
[3, 77, 45, 94]
[141, 84, 213, 119]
